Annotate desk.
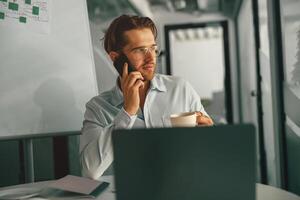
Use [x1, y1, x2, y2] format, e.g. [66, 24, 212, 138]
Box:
[0, 176, 299, 200]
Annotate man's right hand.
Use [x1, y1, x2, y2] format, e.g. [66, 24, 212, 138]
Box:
[120, 63, 144, 116]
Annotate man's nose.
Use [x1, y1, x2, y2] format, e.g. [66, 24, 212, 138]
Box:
[144, 50, 155, 61]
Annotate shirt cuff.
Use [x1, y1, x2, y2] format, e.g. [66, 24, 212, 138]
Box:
[114, 107, 137, 129]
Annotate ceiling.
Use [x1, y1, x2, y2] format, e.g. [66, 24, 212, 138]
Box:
[148, 0, 220, 12]
[87, 0, 242, 23]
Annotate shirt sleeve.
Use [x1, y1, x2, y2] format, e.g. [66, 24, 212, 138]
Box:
[80, 102, 137, 180]
[185, 80, 209, 117]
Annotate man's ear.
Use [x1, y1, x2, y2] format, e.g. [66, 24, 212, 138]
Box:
[109, 51, 119, 62]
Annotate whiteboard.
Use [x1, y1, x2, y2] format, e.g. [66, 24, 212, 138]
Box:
[0, 0, 98, 139]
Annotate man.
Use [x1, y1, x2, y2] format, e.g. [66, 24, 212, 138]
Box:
[80, 15, 213, 180]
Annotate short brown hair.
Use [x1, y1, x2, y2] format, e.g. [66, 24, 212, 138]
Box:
[103, 15, 157, 53]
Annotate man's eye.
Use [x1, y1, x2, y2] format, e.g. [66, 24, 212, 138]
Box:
[136, 48, 147, 54]
[150, 46, 157, 51]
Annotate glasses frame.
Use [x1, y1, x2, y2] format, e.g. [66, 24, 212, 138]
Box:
[129, 45, 161, 59]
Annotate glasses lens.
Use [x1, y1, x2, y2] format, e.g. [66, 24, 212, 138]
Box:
[154, 46, 161, 57]
[131, 46, 161, 58]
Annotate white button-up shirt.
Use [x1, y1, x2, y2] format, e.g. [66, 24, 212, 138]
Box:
[80, 74, 208, 179]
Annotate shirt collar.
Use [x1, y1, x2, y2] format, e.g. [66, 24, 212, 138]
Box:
[150, 74, 167, 92]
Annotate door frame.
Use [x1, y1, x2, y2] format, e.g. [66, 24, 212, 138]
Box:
[164, 21, 233, 123]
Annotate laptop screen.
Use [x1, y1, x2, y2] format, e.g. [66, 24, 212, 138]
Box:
[112, 124, 256, 200]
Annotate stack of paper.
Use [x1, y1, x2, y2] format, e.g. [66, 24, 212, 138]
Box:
[0, 175, 109, 200]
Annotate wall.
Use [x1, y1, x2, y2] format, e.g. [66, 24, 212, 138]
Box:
[236, 0, 262, 181]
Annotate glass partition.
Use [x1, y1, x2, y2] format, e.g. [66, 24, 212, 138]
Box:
[280, 0, 300, 195]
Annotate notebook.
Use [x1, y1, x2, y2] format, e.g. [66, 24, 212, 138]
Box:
[112, 124, 256, 200]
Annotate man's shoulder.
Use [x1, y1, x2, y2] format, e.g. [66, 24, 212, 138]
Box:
[87, 87, 118, 107]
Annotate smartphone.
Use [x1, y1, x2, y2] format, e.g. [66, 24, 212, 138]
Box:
[113, 54, 135, 76]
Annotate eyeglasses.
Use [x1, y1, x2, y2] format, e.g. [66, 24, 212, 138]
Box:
[130, 46, 161, 59]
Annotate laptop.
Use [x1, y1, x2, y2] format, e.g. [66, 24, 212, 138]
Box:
[112, 124, 256, 200]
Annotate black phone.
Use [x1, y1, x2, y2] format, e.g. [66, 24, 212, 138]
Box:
[113, 54, 135, 76]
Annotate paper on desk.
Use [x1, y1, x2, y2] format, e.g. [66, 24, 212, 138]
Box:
[0, 187, 42, 200]
[49, 175, 102, 195]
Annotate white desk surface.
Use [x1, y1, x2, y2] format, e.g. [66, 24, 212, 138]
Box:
[0, 175, 299, 200]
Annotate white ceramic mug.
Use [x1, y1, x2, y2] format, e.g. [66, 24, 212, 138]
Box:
[170, 111, 197, 127]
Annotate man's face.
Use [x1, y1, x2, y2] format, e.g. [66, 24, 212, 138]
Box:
[122, 28, 157, 81]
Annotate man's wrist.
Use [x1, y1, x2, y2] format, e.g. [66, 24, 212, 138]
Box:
[123, 106, 137, 116]
[114, 108, 137, 129]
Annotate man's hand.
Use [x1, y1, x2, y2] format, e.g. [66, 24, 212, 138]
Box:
[120, 63, 144, 116]
[196, 112, 214, 126]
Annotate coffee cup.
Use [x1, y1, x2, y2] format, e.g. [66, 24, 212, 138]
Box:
[170, 111, 197, 127]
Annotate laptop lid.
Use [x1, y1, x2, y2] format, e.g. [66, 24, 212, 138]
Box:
[112, 124, 256, 200]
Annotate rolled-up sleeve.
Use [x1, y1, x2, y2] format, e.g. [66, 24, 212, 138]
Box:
[80, 102, 136, 180]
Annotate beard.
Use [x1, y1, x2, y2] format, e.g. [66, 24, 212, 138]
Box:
[142, 71, 155, 81]
[139, 62, 156, 81]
